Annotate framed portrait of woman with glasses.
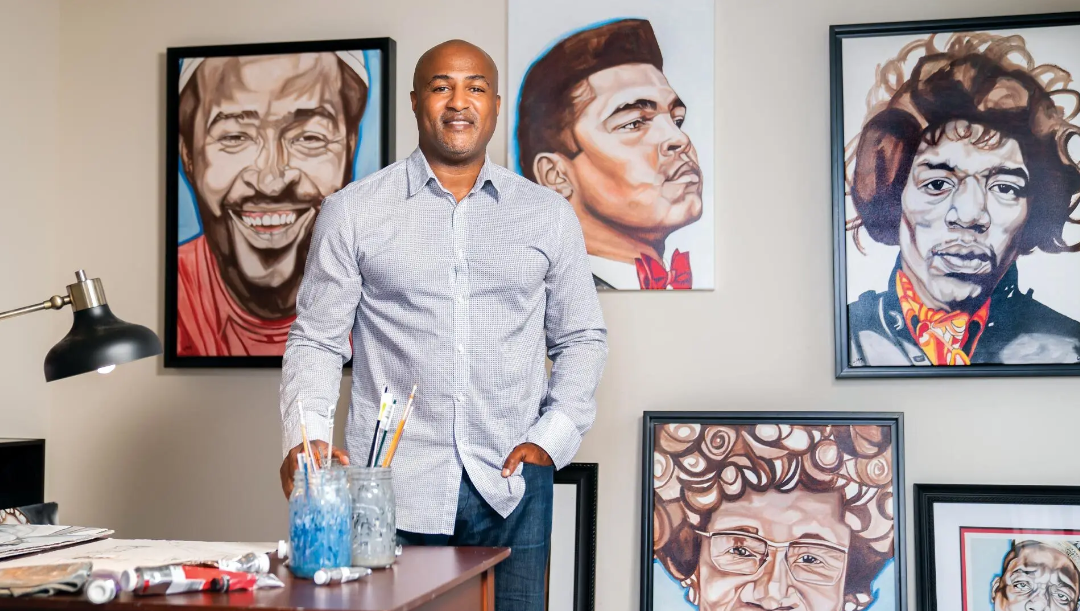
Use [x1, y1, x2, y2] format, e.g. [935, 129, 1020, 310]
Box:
[641, 412, 905, 611]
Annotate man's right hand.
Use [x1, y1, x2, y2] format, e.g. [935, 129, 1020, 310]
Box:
[280, 441, 350, 499]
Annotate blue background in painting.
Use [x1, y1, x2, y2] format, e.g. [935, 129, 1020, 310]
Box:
[966, 538, 1013, 611]
[177, 49, 383, 245]
[651, 558, 897, 610]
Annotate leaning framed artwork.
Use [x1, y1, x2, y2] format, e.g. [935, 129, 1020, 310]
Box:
[831, 12, 1080, 377]
[642, 412, 905, 611]
[507, 0, 715, 291]
[915, 484, 1080, 611]
[164, 37, 396, 367]
[547, 463, 598, 611]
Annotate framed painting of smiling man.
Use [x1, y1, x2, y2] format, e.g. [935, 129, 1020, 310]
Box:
[508, 0, 715, 290]
[164, 38, 394, 366]
[832, 13, 1080, 377]
[642, 412, 905, 611]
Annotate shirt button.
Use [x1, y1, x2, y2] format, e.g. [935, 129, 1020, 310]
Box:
[457, 296, 465, 305]
[457, 343, 465, 354]
[455, 393, 465, 403]
[457, 248, 465, 259]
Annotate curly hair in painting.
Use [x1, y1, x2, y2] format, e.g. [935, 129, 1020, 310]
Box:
[652, 424, 894, 610]
[846, 32, 1080, 254]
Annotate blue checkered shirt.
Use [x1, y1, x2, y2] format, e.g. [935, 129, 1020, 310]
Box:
[279, 148, 608, 534]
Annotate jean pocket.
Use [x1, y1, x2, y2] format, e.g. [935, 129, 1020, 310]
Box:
[522, 462, 554, 484]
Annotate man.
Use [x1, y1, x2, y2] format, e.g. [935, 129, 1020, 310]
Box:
[992, 540, 1080, 611]
[847, 33, 1080, 366]
[516, 19, 703, 290]
[176, 51, 368, 356]
[278, 40, 607, 610]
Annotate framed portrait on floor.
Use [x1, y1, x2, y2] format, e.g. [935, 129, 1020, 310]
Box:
[547, 463, 597, 611]
[507, 0, 715, 291]
[164, 37, 396, 367]
[831, 12, 1080, 377]
[915, 484, 1080, 611]
[642, 412, 905, 611]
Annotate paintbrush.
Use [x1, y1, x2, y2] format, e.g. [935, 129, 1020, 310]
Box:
[382, 384, 417, 467]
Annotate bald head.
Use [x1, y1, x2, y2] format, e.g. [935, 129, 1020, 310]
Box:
[412, 40, 499, 94]
[410, 39, 501, 166]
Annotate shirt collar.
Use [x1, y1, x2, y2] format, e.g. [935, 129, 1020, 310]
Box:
[405, 147, 503, 201]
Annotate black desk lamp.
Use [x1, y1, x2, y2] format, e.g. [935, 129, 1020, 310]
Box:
[0, 270, 162, 381]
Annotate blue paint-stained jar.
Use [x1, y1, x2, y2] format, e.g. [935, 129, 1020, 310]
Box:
[289, 467, 352, 579]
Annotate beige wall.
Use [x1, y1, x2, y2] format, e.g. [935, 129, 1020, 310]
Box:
[0, 0, 59, 440]
[5, 0, 1080, 609]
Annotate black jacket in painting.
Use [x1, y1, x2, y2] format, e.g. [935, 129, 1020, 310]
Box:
[848, 260, 1080, 366]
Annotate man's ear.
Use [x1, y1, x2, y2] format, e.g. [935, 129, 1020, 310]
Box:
[180, 137, 193, 178]
[495, 94, 501, 116]
[410, 91, 417, 115]
[991, 576, 1002, 597]
[532, 153, 575, 200]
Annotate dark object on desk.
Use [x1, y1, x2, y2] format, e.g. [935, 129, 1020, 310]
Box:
[0, 270, 161, 381]
[0, 503, 58, 526]
[0, 439, 44, 509]
[0, 546, 509, 611]
[0, 562, 91, 598]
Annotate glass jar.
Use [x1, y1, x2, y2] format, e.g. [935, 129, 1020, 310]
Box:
[288, 467, 352, 579]
[347, 466, 397, 568]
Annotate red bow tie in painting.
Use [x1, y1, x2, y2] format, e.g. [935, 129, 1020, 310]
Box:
[635, 250, 692, 290]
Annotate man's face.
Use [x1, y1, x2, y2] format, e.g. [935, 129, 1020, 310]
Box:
[898, 124, 1030, 311]
[182, 53, 358, 295]
[993, 544, 1080, 611]
[697, 488, 851, 611]
[567, 64, 702, 236]
[411, 45, 500, 163]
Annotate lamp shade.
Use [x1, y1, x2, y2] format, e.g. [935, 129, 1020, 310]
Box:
[43, 304, 162, 382]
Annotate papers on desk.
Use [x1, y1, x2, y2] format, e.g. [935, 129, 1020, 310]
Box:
[0, 525, 114, 561]
[0, 539, 277, 573]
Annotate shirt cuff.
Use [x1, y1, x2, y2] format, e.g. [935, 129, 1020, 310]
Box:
[525, 410, 582, 470]
[282, 415, 332, 459]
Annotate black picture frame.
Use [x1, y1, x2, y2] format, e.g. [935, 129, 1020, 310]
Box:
[914, 483, 1080, 611]
[830, 11, 1080, 378]
[547, 462, 597, 611]
[164, 37, 396, 369]
[640, 411, 906, 611]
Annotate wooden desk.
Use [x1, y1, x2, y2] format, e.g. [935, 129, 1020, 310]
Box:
[0, 546, 510, 611]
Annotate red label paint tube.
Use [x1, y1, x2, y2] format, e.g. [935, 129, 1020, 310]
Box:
[121, 565, 282, 596]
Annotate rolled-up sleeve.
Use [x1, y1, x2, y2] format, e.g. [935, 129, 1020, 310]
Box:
[279, 192, 363, 458]
[526, 199, 608, 469]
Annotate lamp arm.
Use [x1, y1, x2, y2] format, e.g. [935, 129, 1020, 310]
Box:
[0, 295, 71, 322]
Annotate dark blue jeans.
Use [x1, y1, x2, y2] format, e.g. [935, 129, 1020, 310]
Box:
[397, 464, 554, 611]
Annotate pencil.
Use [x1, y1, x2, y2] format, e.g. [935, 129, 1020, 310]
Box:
[382, 384, 417, 467]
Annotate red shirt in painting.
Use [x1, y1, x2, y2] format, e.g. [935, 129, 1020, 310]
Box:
[176, 235, 295, 357]
[896, 269, 990, 366]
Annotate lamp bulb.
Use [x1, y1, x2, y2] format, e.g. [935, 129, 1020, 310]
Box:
[97, 364, 116, 374]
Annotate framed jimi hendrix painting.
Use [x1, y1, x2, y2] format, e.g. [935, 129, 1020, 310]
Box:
[831, 12, 1080, 378]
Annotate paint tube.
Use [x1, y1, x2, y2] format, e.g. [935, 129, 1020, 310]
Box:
[313, 566, 371, 585]
[188, 552, 271, 574]
[84, 571, 122, 604]
[121, 565, 282, 596]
